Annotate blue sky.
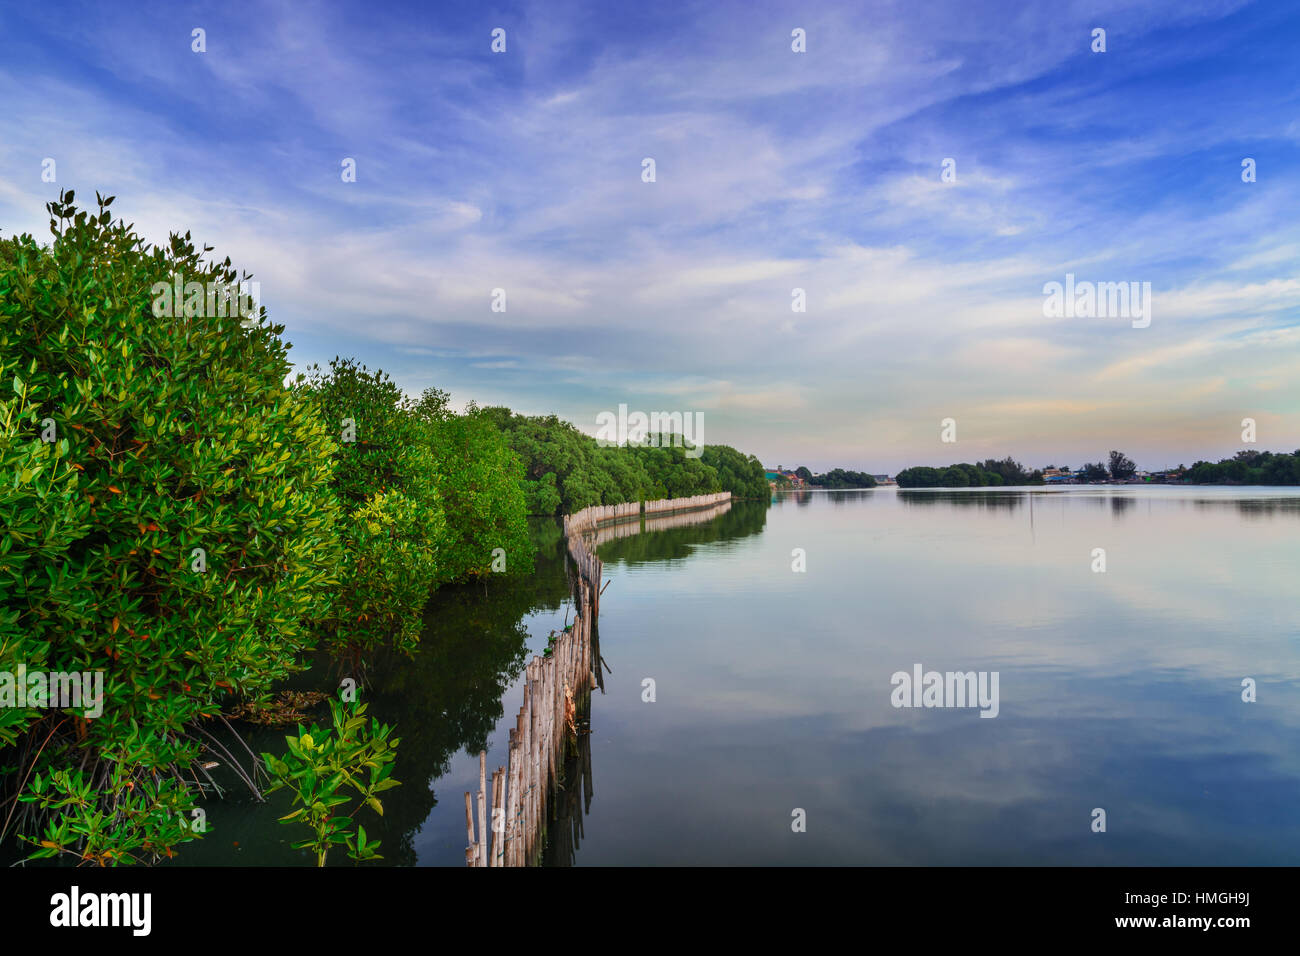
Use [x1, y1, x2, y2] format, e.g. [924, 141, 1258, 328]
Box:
[1, 0, 1298, 472]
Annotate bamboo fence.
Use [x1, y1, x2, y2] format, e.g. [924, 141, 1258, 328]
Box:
[563, 492, 731, 535]
[465, 555, 598, 866]
[465, 491, 731, 866]
[583, 498, 733, 548]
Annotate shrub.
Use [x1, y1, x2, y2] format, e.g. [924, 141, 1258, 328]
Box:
[415, 391, 533, 582]
[262, 698, 400, 866]
[700, 444, 770, 498]
[300, 359, 446, 658]
[0, 191, 343, 860]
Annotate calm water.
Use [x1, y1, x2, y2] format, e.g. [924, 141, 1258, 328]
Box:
[178, 486, 1300, 865]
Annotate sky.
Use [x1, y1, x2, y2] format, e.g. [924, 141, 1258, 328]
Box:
[1, 0, 1298, 473]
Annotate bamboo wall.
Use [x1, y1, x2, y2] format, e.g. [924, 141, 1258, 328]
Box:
[563, 491, 731, 536]
[464, 573, 596, 867]
[583, 497, 733, 548]
[642, 491, 731, 517]
[465, 490, 731, 867]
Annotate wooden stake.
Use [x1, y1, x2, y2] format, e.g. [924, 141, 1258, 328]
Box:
[465, 790, 476, 867]
[478, 751, 488, 868]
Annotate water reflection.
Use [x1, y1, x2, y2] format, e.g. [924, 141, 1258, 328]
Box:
[175, 519, 571, 866]
[540, 718, 595, 867]
[595, 500, 768, 566]
[898, 489, 1028, 510]
[896, 486, 1300, 520]
[1194, 495, 1300, 518]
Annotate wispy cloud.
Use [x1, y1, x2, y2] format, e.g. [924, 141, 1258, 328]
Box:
[1, 0, 1296, 471]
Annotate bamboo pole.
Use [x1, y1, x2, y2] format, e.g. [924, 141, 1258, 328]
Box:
[465, 790, 476, 867]
[490, 767, 502, 866]
[478, 751, 488, 867]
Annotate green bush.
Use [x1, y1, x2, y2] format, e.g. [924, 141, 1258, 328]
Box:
[300, 359, 446, 658]
[0, 191, 343, 860]
[263, 698, 400, 867]
[482, 408, 770, 513]
[415, 390, 533, 581]
[805, 467, 877, 490]
[896, 459, 1040, 488]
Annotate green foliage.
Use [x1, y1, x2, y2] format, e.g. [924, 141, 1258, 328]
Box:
[939, 466, 970, 487]
[701, 444, 770, 498]
[300, 359, 445, 656]
[262, 698, 399, 866]
[1185, 449, 1300, 485]
[486, 409, 764, 514]
[1, 191, 343, 860]
[898, 449, 1300, 487]
[415, 391, 533, 582]
[340, 490, 445, 656]
[628, 437, 720, 500]
[478, 408, 598, 514]
[895, 466, 939, 488]
[896, 458, 1041, 487]
[18, 761, 202, 865]
[975, 457, 1039, 485]
[526, 470, 562, 515]
[807, 468, 877, 489]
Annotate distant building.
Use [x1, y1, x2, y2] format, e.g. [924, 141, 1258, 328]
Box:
[764, 468, 805, 487]
[872, 474, 897, 486]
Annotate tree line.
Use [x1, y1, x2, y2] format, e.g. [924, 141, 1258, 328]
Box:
[895, 457, 1044, 488]
[1184, 449, 1300, 484]
[478, 407, 770, 513]
[896, 448, 1300, 486]
[791, 466, 877, 488]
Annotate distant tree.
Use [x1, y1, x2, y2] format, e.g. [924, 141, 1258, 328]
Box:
[895, 466, 940, 488]
[701, 444, 770, 498]
[808, 468, 876, 489]
[795, 466, 812, 479]
[977, 456, 1035, 485]
[1108, 450, 1137, 480]
[414, 393, 534, 585]
[939, 466, 970, 487]
[1223, 458, 1248, 482]
[1081, 462, 1109, 482]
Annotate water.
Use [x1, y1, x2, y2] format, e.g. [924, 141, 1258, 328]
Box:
[570, 487, 1300, 865]
[174, 487, 1300, 864]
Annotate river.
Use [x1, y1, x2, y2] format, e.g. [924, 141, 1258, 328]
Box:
[179, 485, 1300, 865]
